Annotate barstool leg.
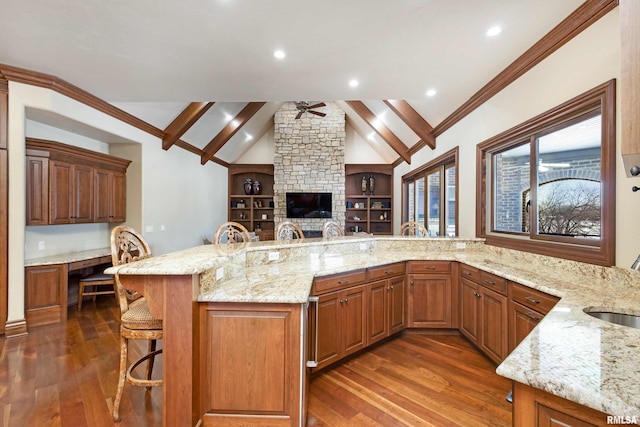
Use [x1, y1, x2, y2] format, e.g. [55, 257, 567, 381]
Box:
[78, 282, 84, 311]
[112, 332, 128, 422]
[146, 339, 157, 390]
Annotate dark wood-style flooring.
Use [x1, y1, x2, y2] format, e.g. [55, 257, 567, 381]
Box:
[0, 297, 512, 427]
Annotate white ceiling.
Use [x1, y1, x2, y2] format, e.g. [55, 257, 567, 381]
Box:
[1, 0, 585, 164]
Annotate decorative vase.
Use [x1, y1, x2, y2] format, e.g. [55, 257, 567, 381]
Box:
[369, 174, 375, 195]
[361, 176, 367, 195]
[252, 180, 261, 195]
[244, 179, 253, 195]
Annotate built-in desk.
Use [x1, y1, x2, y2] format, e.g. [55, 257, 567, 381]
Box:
[24, 248, 112, 328]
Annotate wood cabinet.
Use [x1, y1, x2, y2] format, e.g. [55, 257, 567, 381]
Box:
[509, 281, 559, 351]
[26, 138, 130, 225]
[94, 168, 126, 222]
[407, 261, 454, 328]
[367, 263, 406, 345]
[620, 0, 640, 177]
[0, 86, 6, 334]
[25, 264, 68, 327]
[199, 302, 304, 427]
[314, 284, 367, 370]
[49, 160, 94, 224]
[513, 382, 611, 426]
[345, 164, 393, 235]
[459, 264, 508, 364]
[228, 164, 274, 239]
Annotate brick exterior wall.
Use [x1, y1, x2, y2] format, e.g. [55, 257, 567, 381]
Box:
[273, 102, 346, 232]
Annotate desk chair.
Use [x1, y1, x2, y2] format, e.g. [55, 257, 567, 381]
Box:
[110, 225, 161, 422]
[77, 271, 116, 311]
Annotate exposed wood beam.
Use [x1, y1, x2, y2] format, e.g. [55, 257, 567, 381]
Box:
[345, 101, 411, 164]
[383, 100, 436, 150]
[432, 0, 618, 137]
[163, 102, 214, 150]
[200, 102, 265, 165]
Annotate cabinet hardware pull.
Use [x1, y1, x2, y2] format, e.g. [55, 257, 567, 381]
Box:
[339, 299, 344, 304]
[338, 279, 349, 284]
[410, 281, 414, 286]
[390, 285, 394, 290]
[474, 292, 481, 297]
[424, 266, 436, 270]
[306, 296, 319, 368]
[344, 298, 349, 303]
[385, 270, 394, 274]
[484, 279, 495, 285]
[525, 311, 540, 321]
[525, 296, 540, 304]
[463, 271, 472, 276]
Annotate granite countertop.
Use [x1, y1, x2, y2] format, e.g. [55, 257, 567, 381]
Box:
[106, 236, 640, 419]
[25, 247, 112, 267]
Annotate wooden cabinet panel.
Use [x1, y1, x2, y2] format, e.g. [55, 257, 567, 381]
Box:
[408, 273, 452, 328]
[513, 382, 611, 427]
[460, 277, 481, 342]
[73, 164, 94, 223]
[510, 282, 558, 314]
[367, 275, 406, 345]
[509, 301, 543, 352]
[480, 288, 508, 363]
[367, 262, 406, 281]
[49, 161, 94, 224]
[25, 264, 68, 327]
[95, 168, 126, 222]
[342, 285, 367, 356]
[621, 0, 640, 176]
[459, 264, 480, 282]
[316, 292, 341, 368]
[407, 260, 451, 274]
[479, 270, 507, 296]
[26, 154, 49, 225]
[201, 303, 303, 427]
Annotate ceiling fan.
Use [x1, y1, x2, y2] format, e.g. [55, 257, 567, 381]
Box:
[294, 101, 326, 119]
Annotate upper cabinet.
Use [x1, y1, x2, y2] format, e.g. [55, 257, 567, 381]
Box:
[621, 0, 640, 177]
[345, 164, 393, 235]
[26, 138, 131, 226]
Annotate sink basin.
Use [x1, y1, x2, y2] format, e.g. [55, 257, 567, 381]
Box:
[584, 309, 640, 329]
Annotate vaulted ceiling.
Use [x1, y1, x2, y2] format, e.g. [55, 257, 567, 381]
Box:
[1, 0, 600, 166]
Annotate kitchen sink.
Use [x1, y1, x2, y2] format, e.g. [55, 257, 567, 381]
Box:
[583, 309, 640, 329]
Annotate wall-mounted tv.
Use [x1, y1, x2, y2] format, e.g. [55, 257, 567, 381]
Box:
[286, 192, 332, 219]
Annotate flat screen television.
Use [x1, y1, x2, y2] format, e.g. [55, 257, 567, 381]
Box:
[286, 192, 332, 218]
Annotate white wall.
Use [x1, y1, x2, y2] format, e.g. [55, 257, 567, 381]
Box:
[395, 10, 639, 267]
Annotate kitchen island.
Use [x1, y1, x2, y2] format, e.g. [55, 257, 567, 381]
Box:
[106, 236, 640, 426]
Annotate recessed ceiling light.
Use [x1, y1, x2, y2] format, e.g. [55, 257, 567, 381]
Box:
[348, 79, 359, 88]
[486, 26, 502, 37]
[273, 50, 286, 59]
[426, 88, 437, 97]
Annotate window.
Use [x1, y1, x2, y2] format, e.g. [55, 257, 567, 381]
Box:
[403, 147, 458, 237]
[477, 80, 615, 266]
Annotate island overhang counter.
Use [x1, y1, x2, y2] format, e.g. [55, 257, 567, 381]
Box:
[106, 236, 640, 427]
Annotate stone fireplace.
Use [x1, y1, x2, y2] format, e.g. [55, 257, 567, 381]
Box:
[273, 102, 346, 232]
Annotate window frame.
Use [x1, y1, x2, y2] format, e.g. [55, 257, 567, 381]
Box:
[476, 80, 616, 266]
[402, 147, 459, 237]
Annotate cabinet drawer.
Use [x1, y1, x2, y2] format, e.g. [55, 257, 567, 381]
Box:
[510, 282, 559, 314]
[407, 261, 450, 274]
[68, 255, 111, 272]
[478, 271, 507, 295]
[459, 264, 480, 282]
[367, 262, 406, 281]
[313, 269, 366, 294]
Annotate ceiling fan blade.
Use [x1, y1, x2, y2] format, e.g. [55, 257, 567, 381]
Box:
[308, 110, 326, 117]
[307, 102, 326, 109]
[295, 111, 303, 119]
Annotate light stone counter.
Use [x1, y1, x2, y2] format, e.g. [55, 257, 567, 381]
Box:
[106, 236, 640, 420]
[25, 247, 112, 267]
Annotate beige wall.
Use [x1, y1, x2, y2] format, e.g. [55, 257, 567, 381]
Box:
[395, 10, 639, 267]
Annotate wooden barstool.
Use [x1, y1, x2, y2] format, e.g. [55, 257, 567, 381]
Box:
[77, 272, 116, 311]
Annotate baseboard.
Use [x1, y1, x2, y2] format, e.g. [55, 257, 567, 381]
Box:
[402, 328, 460, 336]
[4, 319, 28, 337]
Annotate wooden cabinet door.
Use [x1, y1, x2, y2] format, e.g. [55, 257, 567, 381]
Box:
[110, 171, 126, 222]
[409, 273, 451, 328]
[73, 164, 93, 223]
[26, 155, 49, 225]
[341, 285, 367, 357]
[95, 169, 126, 223]
[316, 291, 341, 369]
[25, 264, 68, 327]
[367, 279, 387, 345]
[459, 277, 480, 344]
[387, 276, 406, 335]
[480, 288, 508, 363]
[49, 160, 74, 224]
[509, 301, 543, 352]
